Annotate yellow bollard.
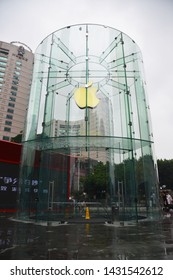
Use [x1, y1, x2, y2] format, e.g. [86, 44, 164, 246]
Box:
[85, 207, 90, 220]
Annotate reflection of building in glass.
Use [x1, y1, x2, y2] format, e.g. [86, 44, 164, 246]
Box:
[18, 24, 160, 222]
[46, 119, 83, 137]
[46, 113, 109, 163]
[0, 41, 34, 141]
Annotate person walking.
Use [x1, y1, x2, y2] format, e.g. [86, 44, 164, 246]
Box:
[166, 192, 173, 205]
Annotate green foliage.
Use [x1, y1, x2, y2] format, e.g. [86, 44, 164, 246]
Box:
[83, 161, 109, 199]
[81, 157, 173, 200]
[157, 159, 173, 189]
[11, 133, 22, 143]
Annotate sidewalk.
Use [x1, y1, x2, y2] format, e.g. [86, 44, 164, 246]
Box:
[0, 213, 173, 259]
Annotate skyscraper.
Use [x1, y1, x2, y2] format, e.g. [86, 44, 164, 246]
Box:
[0, 41, 34, 141]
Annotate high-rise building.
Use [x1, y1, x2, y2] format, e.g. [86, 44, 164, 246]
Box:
[0, 41, 34, 141]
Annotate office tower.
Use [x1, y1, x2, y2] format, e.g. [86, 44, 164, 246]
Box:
[0, 41, 34, 141]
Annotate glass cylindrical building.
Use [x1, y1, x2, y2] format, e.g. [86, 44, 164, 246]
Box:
[18, 24, 160, 222]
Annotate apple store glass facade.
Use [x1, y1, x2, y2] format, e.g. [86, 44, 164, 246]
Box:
[18, 24, 160, 222]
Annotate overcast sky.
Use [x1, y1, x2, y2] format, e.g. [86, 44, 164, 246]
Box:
[0, 0, 173, 159]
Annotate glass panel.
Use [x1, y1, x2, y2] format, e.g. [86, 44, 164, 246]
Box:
[7, 108, 14, 113]
[18, 24, 160, 223]
[11, 91, 17, 96]
[9, 97, 16, 102]
[8, 103, 15, 107]
[11, 86, 18, 91]
[6, 114, 13, 119]
[4, 127, 11, 132]
[5, 120, 12, 125]
[3, 136, 10, 140]
[0, 56, 8, 61]
[0, 61, 7, 66]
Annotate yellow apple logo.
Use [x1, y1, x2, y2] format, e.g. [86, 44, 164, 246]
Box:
[74, 81, 100, 109]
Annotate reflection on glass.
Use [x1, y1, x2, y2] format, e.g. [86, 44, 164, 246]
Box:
[18, 24, 160, 222]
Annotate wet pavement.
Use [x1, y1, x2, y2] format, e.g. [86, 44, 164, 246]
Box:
[0, 213, 173, 260]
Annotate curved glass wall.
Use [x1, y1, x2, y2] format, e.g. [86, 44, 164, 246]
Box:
[18, 24, 160, 222]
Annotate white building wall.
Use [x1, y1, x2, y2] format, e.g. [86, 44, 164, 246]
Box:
[0, 41, 34, 141]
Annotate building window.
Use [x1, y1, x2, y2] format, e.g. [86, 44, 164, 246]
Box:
[7, 108, 14, 113]
[5, 120, 12, 126]
[9, 97, 16, 102]
[14, 71, 20, 75]
[0, 61, 7, 66]
[0, 66, 6, 71]
[11, 86, 18, 91]
[8, 103, 15, 108]
[3, 136, 10, 140]
[0, 48, 9, 56]
[13, 75, 19, 80]
[4, 127, 11, 132]
[0, 72, 5, 76]
[0, 56, 8, 61]
[11, 92, 17, 97]
[12, 80, 18, 85]
[6, 114, 13, 119]
[16, 61, 22, 66]
[11, 91, 17, 96]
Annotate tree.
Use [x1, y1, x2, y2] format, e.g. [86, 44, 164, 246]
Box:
[157, 159, 173, 190]
[83, 161, 109, 199]
[11, 131, 23, 143]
